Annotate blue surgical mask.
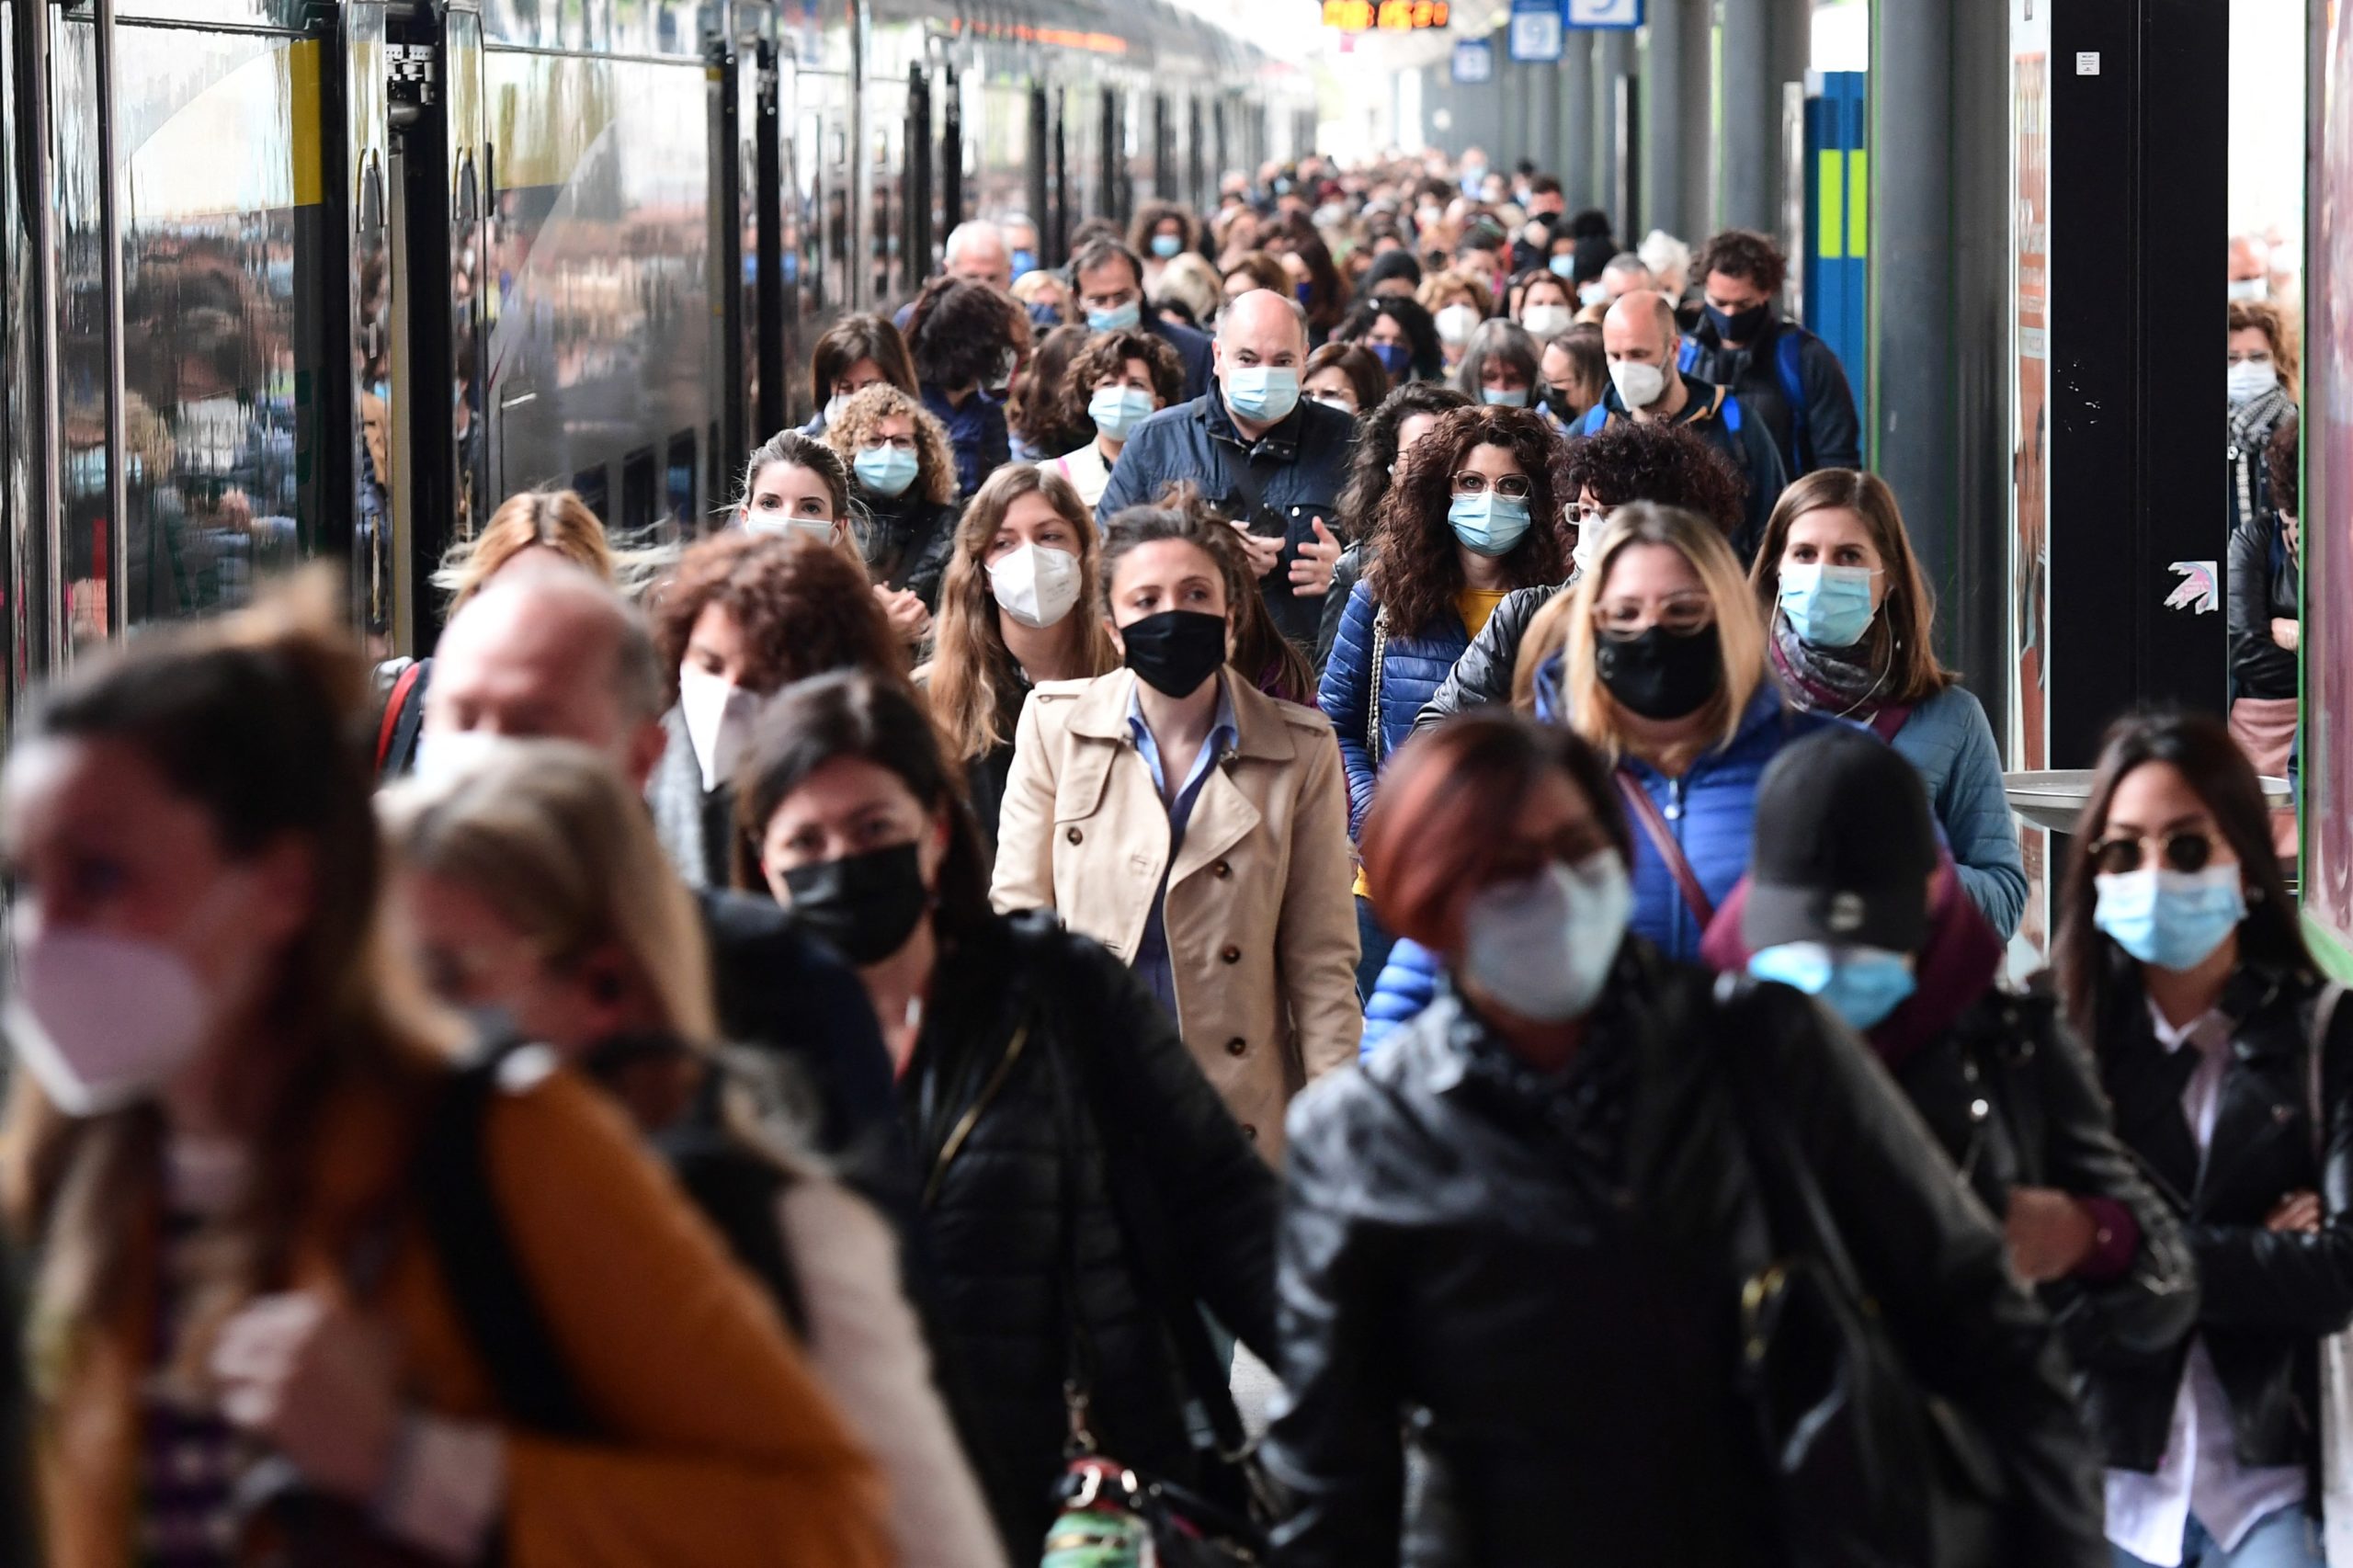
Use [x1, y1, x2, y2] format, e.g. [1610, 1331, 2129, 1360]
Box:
[1295, 281, 1314, 306]
[1480, 387, 1530, 408]
[1010, 248, 1039, 277]
[2095, 866, 2247, 972]
[1461, 852, 1631, 1022]
[1749, 942, 1919, 1031]
[1447, 492, 1532, 557]
[853, 444, 919, 498]
[1370, 340, 1414, 378]
[1549, 255, 1576, 279]
[1779, 562, 1881, 648]
[1088, 385, 1158, 438]
[1151, 233, 1184, 259]
[1086, 299, 1143, 333]
[1223, 365, 1300, 424]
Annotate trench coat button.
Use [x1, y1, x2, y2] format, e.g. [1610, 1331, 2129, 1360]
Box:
[1213, 859, 1233, 879]
[1221, 944, 1243, 963]
[1970, 1098, 1991, 1123]
[1065, 825, 1084, 845]
[1243, 1123, 1258, 1142]
[1225, 1037, 1248, 1057]
[1961, 1060, 1980, 1084]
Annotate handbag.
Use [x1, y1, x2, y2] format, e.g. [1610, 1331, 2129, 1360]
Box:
[1714, 972, 2010, 1568]
[2300, 983, 2353, 1567]
[1036, 1019, 1276, 1567]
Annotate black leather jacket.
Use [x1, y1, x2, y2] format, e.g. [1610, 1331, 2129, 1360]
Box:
[2084, 962, 2353, 1471]
[906, 910, 1279, 1559]
[1264, 944, 2107, 1568]
[1408, 580, 1564, 734]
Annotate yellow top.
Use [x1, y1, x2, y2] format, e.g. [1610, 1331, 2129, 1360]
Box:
[1456, 586, 1509, 639]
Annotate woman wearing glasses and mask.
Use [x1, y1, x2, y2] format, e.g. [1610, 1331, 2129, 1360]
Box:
[1364, 504, 1840, 1050]
[2053, 713, 2353, 1568]
[1319, 405, 1569, 995]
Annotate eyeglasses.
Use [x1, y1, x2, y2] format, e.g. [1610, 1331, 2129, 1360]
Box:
[1452, 473, 1532, 499]
[2086, 830, 2219, 877]
[1596, 593, 1713, 641]
[1564, 499, 1608, 524]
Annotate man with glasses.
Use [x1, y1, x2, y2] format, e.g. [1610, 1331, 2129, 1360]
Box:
[1584, 290, 1788, 562]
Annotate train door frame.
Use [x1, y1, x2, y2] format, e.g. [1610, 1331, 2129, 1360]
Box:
[5, 0, 69, 698]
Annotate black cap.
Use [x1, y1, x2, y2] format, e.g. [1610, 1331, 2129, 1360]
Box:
[1743, 726, 1940, 953]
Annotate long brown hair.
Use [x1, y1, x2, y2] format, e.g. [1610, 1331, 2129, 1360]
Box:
[2, 574, 457, 1374]
[1367, 404, 1569, 638]
[646, 531, 907, 702]
[927, 465, 1117, 764]
[1747, 469, 1956, 706]
[2052, 711, 2310, 1046]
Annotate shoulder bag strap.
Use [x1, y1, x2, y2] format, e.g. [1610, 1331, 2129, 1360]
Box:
[1366, 607, 1389, 767]
[1614, 766, 1715, 928]
[374, 661, 426, 777]
[1775, 332, 1812, 472]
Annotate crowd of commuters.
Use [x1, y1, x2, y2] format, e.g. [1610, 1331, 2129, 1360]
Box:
[0, 147, 2336, 1568]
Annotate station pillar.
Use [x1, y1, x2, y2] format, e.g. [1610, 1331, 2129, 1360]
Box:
[1591, 26, 1634, 235]
[1641, 0, 1711, 244]
[1560, 28, 1596, 210]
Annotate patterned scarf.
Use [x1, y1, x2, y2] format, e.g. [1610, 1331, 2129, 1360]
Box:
[1769, 615, 1887, 717]
[2229, 382, 2294, 455]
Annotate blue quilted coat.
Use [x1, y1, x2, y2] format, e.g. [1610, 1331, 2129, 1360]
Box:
[1316, 580, 1472, 839]
[1362, 663, 1843, 1053]
[1879, 685, 2026, 940]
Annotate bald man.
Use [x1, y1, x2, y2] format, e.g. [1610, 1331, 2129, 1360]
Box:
[1586, 290, 1786, 562]
[415, 563, 908, 1202]
[1094, 289, 1357, 652]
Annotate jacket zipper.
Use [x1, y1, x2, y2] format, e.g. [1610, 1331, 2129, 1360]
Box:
[924, 1022, 1031, 1210]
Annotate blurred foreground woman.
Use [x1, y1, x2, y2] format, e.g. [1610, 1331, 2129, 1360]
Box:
[0, 582, 888, 1567]
[1263, 711, 2107, 1567]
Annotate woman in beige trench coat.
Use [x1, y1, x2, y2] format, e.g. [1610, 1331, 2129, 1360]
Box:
[991, 498, 1361, 1162]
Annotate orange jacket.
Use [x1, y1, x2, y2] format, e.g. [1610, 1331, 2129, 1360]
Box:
[35, 1060, 893, 1568]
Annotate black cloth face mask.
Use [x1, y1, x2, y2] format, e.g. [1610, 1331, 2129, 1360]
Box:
[781, 842, 931, 965]
[1705, 301, 1770, 345]
[1120, 608, 1228, 698]
[1595, 622, 1725, 721]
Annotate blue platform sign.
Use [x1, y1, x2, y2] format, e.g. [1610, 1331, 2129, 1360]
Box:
[1566, 0, 1642, 26]
[1451, 37, 1494, 83]
[1508, 0, 1563, 62]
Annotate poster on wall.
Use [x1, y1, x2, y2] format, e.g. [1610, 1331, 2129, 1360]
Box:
[2307, 4, 2353, 947]
[2010, 0, 2052, 968]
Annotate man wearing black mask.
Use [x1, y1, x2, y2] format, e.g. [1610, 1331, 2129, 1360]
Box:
[1679, 229, 1861, 476]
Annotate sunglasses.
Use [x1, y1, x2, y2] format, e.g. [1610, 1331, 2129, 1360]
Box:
[2086, 830, 2218, 877]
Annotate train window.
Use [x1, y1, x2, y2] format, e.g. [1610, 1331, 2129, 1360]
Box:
[621, 447, 657, 535]
[573, 465, 609, 525]
[668, 431, 697, 529]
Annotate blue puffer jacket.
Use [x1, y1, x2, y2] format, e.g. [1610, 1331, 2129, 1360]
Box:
[1317, 580, 1472, 838]
[1362, 670, 1844, 1053]
[1881, 685, 2026, 939]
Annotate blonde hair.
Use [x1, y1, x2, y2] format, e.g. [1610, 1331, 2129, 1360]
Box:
[1521, 503, 1768, 765]
[824, 383, 959, 509]
[1416, 267, 1494, 321]
[380, 739, 717, 1045]
[434, 489, 614, 610]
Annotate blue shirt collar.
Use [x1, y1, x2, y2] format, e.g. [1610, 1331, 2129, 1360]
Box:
[1125, 672, 1240, 790]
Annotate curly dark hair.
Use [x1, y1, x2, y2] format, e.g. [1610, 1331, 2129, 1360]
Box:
[1130, 200, 1198, 257]
[1057, 330, 1186, 445]
[1563, 419, 1748, 539]
[904, 276, 1026, 392]
[1367, 405, 1570, 638]
[1694, 229, 1788, 298]
[1336, 295, 1444, 383]
[1303, 343, 1389, 416]
[1008, 324, 1096, 455]
[1335, 381, 1472, 541]
[647, 531, 905, 701]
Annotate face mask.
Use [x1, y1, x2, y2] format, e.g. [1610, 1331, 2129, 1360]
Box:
[987, 542, 1083, 630]
[1479, 387, 1530, 409]
[781, 842, 932, 965]
[1596, 622, 1724, 720]
[823, 392, 848, 427]
[6, 916, 212, 1114]
[1448, 493, 1532, 557]
[1578, 281, 1609, 308]
[1151, 233, 1184, 259]
[1549, 255, 1577, 279]
[1223, 365, 1300, 425]
[677, 663, 772, 793]
[1089, 385, 1158, 440]
[2226, 277, 2267, 302]
[1295, 282, 1314, 307]
[854, 444, 919, 497]
[1086, 299, 1143, 333]
[1608, 358, 1667, 410]
[1571, 515, 1605, 576]
[2095, 865, 2247, 972]
[1370, 340, 1413, 378]
[1705, 301, 1770, 344]
[1119, 608, 1227, 698]
[412, 726, 509, 785]
[1522, 304, 1573, 339]
[1435, 303, 1481, 347]
[1748, 942, 1919, 1032]
[1309, 392, 1356, 414]
[2226, 360, 2279, 405]
[1778, 562, 1881, 649]
[1011, 248, 1039, 277]
[745, 515, 838, 550]
[1460, 852, 1631, 1022]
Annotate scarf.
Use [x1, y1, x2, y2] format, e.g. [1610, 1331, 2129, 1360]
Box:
[1769, 615, 1888, 717]
[2228, 382, 2294, 454]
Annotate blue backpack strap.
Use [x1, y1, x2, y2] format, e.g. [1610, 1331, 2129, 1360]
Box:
[1578, 403, 1611, 437]
[1677, 337, 1699, 375]
[1775, 330, 1811, 471]
[1716, 389, 1743, 431]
